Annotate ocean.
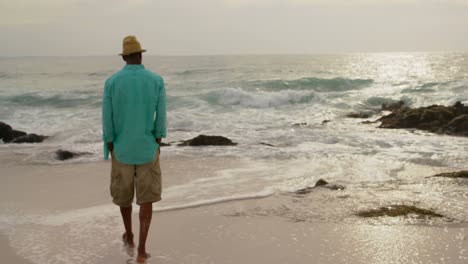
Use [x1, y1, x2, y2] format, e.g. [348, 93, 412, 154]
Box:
[1, 53, 468, 223]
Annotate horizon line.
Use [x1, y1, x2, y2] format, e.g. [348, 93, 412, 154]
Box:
[1, 50, 467, 58]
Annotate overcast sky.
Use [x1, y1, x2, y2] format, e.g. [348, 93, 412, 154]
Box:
[1, 0, 467, 56]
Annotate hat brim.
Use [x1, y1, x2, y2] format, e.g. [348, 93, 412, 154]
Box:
[119, 49, 147, 56]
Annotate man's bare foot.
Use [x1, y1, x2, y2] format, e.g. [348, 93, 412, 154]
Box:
[122, 232, 135, 248]
[136, 252, 151, 263]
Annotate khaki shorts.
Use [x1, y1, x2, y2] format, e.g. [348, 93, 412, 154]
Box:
[110, 151, 162, 207]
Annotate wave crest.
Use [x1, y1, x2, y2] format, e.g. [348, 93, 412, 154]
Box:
[202, 88, 321, 108]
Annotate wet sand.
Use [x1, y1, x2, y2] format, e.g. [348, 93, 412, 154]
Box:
[0, 151, 467, 264]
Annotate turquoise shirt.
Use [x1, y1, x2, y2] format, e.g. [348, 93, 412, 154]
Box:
[102, 64, 166, 164]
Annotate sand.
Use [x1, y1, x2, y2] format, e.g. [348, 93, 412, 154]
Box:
[0, 150, 467, 264]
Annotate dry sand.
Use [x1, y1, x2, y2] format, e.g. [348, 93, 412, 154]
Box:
[0, 150, 467, 264]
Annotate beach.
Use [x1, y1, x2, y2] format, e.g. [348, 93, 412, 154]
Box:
[1, 149, 467, 264]
[1, 54, 468, 263]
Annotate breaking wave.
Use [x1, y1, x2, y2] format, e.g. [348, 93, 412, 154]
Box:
[1, 93, 101, 108]
[201, 87, 321, 108]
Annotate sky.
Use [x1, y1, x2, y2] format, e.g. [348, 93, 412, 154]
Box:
[0, 0, 467, 56]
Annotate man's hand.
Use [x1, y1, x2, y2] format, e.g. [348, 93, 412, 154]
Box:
[156, 138, 162, 145]
[107, 142, 114, 152]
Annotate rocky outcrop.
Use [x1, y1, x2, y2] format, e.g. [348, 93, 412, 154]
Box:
[11, 133, 47, 143]
[378, 102, 468, 136]
[0, 122, 46, 143]
[178, 135, 237, 146]
[0, 122, 28, 143]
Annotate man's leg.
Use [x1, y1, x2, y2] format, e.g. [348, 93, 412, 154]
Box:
[120, 206, 135, 247]
[137, 202, 153, 262]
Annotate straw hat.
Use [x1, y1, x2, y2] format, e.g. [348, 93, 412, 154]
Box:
[119, 35, 147, 56]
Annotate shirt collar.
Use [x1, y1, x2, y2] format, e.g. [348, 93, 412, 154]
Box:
[123, 64, 145, 70]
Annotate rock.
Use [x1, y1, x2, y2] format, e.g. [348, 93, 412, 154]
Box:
[432, 171, 468, 179]
[377, 103, 468, 136]
[294, 179, 345, 195]
[321, 120, 331, 124]
[55, 149, 92, 161]
[11, 133, 47, 143]
[293, 122, 308, 126]
[178, 135, 237, 146]
[294, 187, 314, 195]
[314, 179, 329, 187]
[346, 112, 372, 119]
[443, 114, 468, 136]
[382, 100, 405, 111]
[0, 122, 39, 143]
[55, 150, 78, 161]
[361, 120, 378, 124]
[356, 205, 443, 218]
[0, 122, 13, 142]
[11, 130, 27, 140]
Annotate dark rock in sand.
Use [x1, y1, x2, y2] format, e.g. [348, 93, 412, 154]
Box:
[55, 150, 78, 161]
[293, 122, 308, 126]
[294, 179, 345, 195]
[321, 120, 331, 124]
[55, 149, 92, 161]
[11, 133, 47, 143]
[432, 171, 468, 179]
[178, 135, 237, 146]
[260, 142, 275, 147]
[314, 179, 329, 187]
[378, 102, 468, 137]
[356, 205, 443, 218]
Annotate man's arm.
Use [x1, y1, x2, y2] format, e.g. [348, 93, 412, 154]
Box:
[102, 81, 115, 159]
[153, 78, 167, 143]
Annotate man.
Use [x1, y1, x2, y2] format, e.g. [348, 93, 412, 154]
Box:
[102, 35, 166, 263]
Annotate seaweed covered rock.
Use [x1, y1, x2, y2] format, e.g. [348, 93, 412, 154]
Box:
[178, 135, 237, 146]
[378, 102, 468, 136]
[356, 205, 443, 218]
